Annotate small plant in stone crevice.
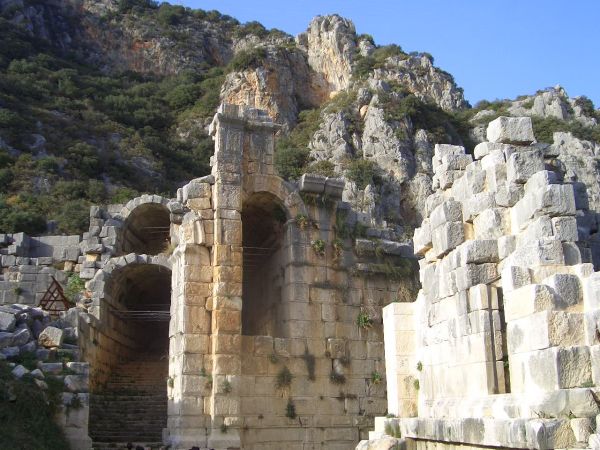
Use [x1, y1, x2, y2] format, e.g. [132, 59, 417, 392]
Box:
[295, 213, 310, 230]
[220, 423, 228, 433]
[285, 398, 297, 419]
[276, 366, 293, 389]
[13, 286, 22, 296]
[166, 376, 174, 388]
[221, 379, 232, 394]
[413, 379, 420, 391]
[268, 353, 279, 364]
[311, 239, 326, 257]
[330, 370, 346, 385]
[356, 310, 373, 330]
[371, 371, 383, 385]
[384, 421, 402, 438]
[416, 361, 423, 372]
[332, 238, 344, 260]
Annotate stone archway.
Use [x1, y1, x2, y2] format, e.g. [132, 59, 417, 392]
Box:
[118, 195, 171, 256]
[87, 255, 172, 446]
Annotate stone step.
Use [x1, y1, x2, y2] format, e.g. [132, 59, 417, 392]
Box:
[92, 442, 164, 450]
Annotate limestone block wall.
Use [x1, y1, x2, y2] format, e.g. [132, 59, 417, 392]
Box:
[162, 104, 416, 450]
[0, 232, 80, 305]
[375, 116, 600, 449]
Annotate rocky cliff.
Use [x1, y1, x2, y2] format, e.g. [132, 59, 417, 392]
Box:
[0, 0, 598, 238]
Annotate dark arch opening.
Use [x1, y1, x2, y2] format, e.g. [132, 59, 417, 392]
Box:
[120, 203, 170, 255]
[89, 263, 170, 445]
[242, 192, 287, 336]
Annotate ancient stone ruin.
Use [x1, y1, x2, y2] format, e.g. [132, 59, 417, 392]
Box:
[364, 116, 600, 449]
[1, 104, 416, 449]
[3, 106, 600, 450]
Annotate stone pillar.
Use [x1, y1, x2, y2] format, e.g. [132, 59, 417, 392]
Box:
[207, 105, 246, 449]
[383, 301, 418, 418]
[206, 105, 280, 449]
[167, 244, 212, 448]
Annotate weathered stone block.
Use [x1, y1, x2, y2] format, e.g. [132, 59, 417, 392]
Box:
[506, 149, 544, 184]
[458, 240, 499, 264]
[504, 284, 563, 321]
[473, 208, 508, 240]
[431, 222, 465, 258]
[552, 216, 578, 242]
[510, 346, 591, 393]
[455, 264, 498, 291]
[507, 311, 584, 354]
[487, 116, 535, 144]
[430, 200, 463, 229]
[413, 220, 432, 256]
[38, 326, 63, 348]
[0, 311, 15, 332]
[542, 273, 582, 309]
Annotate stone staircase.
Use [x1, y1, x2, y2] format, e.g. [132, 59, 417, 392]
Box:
[90, 357, 168, 450]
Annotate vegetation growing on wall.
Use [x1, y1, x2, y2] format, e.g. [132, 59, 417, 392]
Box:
[0, 362, 69, 450]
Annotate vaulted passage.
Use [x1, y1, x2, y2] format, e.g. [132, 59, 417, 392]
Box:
[241, 192, 287, 336]
[89, 263, 171, 446]
[120, 203, 171, 255]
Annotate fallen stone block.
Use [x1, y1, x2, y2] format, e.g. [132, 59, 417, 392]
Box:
[0, 311, 16, 332]
[64, 374, 88, 393]
[38, 326, 64, 348]
[11, 328, 31, 347]
[11, 364, 29, 379]
[487, 116, 535, 145]
[38, 362, 63, 374]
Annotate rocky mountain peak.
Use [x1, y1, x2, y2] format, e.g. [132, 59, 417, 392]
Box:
[296, 14, 357, 95]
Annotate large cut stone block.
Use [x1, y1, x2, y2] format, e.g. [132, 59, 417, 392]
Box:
[507, 311, 584, 354]
[455, 264, 498, 291]
[431, 222, 465, 258]
[473, 208, 508, 240]
[38, 326, 63, 348]
[506, 149, 544, 184]
[504, 284, 561, 321]
[430, 200, 463, 229]
[508, 238, 564, 268]
[509, 346, 592, 393]
[583, 272, 600, 311]
[542, 273, 582, 309]
[487, 116, 535, 144]
[413, 219, 432, 256]
[458, 240, 499, 264]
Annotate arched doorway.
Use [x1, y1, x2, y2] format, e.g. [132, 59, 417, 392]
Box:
[89, 262, 171, 446]
[120, 202, 171, 255]
[241, 192, 287, 336]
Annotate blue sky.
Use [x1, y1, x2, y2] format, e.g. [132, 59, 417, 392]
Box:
[174, 1, 600, 108]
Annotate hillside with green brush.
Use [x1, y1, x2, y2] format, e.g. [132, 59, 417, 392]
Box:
[1, 0, 599, 236]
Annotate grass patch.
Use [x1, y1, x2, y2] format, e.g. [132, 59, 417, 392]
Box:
[0, 362, 69, 449]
